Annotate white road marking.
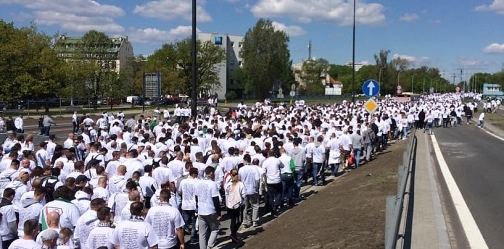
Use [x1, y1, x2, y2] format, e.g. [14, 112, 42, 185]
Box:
[482, 128, 504, 142]
[431, 135, 489, 249]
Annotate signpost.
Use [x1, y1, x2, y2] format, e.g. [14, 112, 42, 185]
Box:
[362, 79, 380, 97]
[362, 79, 379, 114]
[364, 98, 378, 113]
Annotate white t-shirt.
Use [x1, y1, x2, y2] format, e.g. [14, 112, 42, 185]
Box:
[179, 178, 197, 211]
[238, 165, 261, 195]
[74, 209, 99, 249]
[107, 192, 129, 225]
[39, 199, 81, 230]
[195, 179, 220, 215]
[110, 219, 159, 249]
[0, 204, 17, 240]
[145, 204, 185, 248]
[17, 200, 43, 236]
[7, 238, 41, 249]
[87, 225, 114, 249]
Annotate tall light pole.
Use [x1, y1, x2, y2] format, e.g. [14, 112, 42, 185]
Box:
[378, 66, 386, 96]
[190, 0, 197, 117]
[351, 0, 356, 103]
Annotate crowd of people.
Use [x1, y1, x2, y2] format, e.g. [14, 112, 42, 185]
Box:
[0, 93, 489, 249]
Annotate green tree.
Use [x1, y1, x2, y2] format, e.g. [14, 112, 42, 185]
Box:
[301, 58, 329, 94]
[0, 20, 65, 102]
[240, 18, 294, 99]
[231, 67, 252, 97]
[146, 38, 226, 95]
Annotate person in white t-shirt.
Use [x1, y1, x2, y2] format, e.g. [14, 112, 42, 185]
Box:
[0, 188, 18, 247]
[17, 187, 46, 237]
[110, 201, 159, 249]
[195, 166, 222, 249]
[39, 186, 81, 231]
[145, 189, 185, 249]
[8, 219, 41, 249]
[178, 168, 199, 244]
[238, 154, 261, 227]
[86, 206, 114, 249]
[74, 198, 105, 249]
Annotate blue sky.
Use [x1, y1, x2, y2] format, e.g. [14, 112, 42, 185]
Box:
[1, 0, 504, 81]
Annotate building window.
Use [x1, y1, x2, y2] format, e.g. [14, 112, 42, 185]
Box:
[238, 42, 243, 48]
[230, 41, 234, 47]
[214, 36, 223, 45]
[238, 61, 242, 67]
[230, 60, 234, 66]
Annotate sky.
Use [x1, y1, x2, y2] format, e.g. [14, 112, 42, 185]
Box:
[1, 0, 504, 81]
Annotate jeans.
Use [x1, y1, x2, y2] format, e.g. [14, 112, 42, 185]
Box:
[182, 210, 197, 242]
[293, 170, 304, 198]
[280, 173, 294, 205]
[227, 207, 243, 237]
[479, 120, 484, 127]
[198, 214, 220, 249]
[364, 142, 373, 161]
[424, 122, 433, 134]
[266, 183, 282, 215]
[330, 163, 340, 176]
[243, 194, 259, 225]
[353, 148, 361, 168]
[402, 126, 408, 139]
[312, 162, 324, 185]
[43, 126, 51, 136]
[382, 134, 388, 149]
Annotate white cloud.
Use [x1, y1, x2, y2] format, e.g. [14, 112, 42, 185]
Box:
[34, 11, 124, 33]
[127, 26, 198, 44]
[399, 13, 419, 22]
[0, 0, 125, 33]
[133, 0, 212, 22]
[430, 19, 441, 24]
[483, 43, 504, 53]
[251, 0, 385, 26]
[457, 58, 488, 68]
[272, 21, 306, 37]
[475, 0, 504, 15]
[393, 53, 430, 65]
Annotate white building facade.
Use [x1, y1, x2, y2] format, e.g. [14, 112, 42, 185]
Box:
[198, 32, 244, 100]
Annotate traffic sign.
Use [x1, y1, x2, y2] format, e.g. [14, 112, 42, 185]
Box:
[364, 98, 378, 113]
[362, 79, 380, 97]
[290, 91, 296, 97]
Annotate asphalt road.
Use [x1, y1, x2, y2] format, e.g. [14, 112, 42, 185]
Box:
[433, 123, 504, 249]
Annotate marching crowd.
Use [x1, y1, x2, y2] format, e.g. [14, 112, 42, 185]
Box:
[0, 93, 487, 249]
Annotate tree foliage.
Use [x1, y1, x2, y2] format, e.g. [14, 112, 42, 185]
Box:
[240, 18, 294, 99]
[0, 20, 66, 101]
[145, 38, 226, 95]
[300, 58, 328, 94]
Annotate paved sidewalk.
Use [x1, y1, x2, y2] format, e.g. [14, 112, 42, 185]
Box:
[410, 131, 451, 249]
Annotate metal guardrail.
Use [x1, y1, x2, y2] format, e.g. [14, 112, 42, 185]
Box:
[385, 134, 417, 249]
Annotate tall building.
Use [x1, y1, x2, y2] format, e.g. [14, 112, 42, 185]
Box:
[54, 35, 134, 73]
[198, 32, 244, 99]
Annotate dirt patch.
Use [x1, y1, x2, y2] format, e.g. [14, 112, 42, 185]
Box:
[243, 141, 404, 249]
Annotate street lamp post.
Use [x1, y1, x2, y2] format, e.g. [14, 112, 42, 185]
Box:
[351, 0, 356, 103]
[190, 0, 197, 118]
[378, 66, 386, 96]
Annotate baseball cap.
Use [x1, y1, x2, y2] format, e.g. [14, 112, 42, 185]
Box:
[39, 229, 59, 241]
[75, 175, 90, 182]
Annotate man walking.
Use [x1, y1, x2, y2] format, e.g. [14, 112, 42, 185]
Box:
[195, 166, 221, 249]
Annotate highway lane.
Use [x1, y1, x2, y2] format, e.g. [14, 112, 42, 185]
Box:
[433, 123, 504, 249]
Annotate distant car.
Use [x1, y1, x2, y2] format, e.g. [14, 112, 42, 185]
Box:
[102, 98, 122, 105]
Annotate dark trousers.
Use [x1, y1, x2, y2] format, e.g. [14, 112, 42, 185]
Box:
[182, 209, 197, 242]
[227, 207, 243, 236]
[266, 183, 282, 215]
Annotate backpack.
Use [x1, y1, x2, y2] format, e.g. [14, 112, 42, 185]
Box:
[203, 151, 212, 163]
[85, 154, 100, 171]
[390, 118, 397, 129]
[40, 176, 59, 202]
[152, 158, 161, 169]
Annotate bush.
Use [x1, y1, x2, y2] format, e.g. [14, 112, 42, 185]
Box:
[225, 91, 237, 100]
